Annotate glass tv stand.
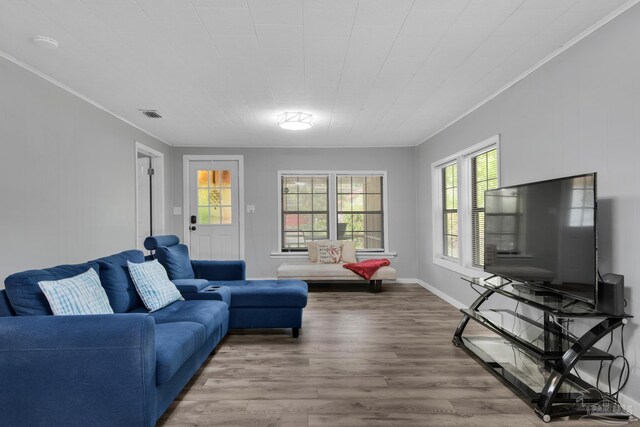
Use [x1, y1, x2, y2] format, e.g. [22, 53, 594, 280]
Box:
[452, 276, 632, 422]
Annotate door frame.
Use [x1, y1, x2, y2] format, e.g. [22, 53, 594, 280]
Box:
[183, 155, 245, 259]
[135, 142, 165, 249]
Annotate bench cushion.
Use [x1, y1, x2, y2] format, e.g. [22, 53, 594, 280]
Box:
[276, 262, 396, 281]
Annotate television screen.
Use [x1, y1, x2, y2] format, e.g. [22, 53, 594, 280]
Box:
[484, 173, 597, 303]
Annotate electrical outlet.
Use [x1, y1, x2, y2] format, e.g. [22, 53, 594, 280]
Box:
[173, 207, 182, 215]
[247, 205, 256, 213]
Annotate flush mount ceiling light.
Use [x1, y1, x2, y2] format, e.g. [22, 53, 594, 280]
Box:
[278, 112, 313, 130]
[33, 35, 58, 49]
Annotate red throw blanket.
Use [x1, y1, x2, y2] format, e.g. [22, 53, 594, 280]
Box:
[343, 259, 390, 280]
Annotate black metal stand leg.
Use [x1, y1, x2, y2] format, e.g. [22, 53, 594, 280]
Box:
[453, 288, 494, 345]
[292, 328, 299, 338]
[535, 317, 624, 421]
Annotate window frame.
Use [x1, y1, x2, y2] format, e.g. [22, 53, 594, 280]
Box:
[431, 135, 500, 277]
[280, 174, 330, 252]
[276, 170, 389, 254]
[471, 148, 499, 267]
[441, 161, 459, 261]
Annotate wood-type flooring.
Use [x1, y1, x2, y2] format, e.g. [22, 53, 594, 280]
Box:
[158, 283, 630, 427]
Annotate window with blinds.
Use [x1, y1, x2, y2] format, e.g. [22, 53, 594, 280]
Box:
[442, 163, 459, 259]
[281, 175, 329, 251]
[337, 175, 384, 250]
[280, 172, 388, 252]
[432, 135, 499, 274]
[471, 148, 498, 267]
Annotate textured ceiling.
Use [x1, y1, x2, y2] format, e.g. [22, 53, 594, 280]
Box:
[0, 0, 633, 146]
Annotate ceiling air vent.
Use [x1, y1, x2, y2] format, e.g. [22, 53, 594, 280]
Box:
[140, 109, 163, 119]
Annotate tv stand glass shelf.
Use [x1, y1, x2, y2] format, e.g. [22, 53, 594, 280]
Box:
[453, 275, 632, 422]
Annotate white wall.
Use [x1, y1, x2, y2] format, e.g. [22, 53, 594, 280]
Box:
[0, 56, 172, 284]
[416, 4, 640, 407]
[171, 146, 417, 279]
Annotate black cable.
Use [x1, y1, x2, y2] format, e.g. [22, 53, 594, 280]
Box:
[611, 324, 629, 399]
[596, 324, 630, 401]
[573, 366, 582, 380]
[596, 331, 614, 392]
[608, 355, 630, 400]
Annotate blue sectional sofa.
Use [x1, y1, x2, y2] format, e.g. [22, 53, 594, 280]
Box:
[0, 244, 308, 426]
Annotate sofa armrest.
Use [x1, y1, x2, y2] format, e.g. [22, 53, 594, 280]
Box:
[0, 314, 157, 427]
[191, 260, 246, 281]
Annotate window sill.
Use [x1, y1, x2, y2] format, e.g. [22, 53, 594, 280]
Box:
[433, 257, 490, 279]
[270, 251, 398, 259]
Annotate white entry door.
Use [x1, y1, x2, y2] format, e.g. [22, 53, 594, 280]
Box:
[187, 159, 241, 260]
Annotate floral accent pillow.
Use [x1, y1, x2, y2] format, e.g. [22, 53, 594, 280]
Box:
[317, 241, 342, 264]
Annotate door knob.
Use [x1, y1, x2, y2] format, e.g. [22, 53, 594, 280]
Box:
[190, 226, 196, 231]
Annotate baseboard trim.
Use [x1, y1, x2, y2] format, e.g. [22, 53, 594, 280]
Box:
[397, 278, 467, 309]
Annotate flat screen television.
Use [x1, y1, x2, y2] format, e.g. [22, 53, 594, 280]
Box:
[484, 173, 597, 304]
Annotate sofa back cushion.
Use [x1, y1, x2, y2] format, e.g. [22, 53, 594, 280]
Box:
[0, 290, 16, 317]
[93, 250, 145, 313]
[4, 262, 100, 316]
[156, 244, 195, 280]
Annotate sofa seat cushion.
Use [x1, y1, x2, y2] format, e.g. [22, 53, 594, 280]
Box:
[132, 300, 227, 337]
[155, 321, 206, 385]
[276, 262, 397, 281]
[4, 262, 100, 316]
[210, 280, 308, 308]
[92, 250, 145, 313]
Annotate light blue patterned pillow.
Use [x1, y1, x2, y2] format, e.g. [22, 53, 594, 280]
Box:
[38, 268, 114, 315]
[127, 260, 184, 312]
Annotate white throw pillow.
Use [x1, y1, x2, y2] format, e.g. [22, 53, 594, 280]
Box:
[38, 268, 114, 316]
[307, 240, 319, 262]
[340, 240, 357, 263]
[127, 260, 184, 312]
[317, 241, 342, 263]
